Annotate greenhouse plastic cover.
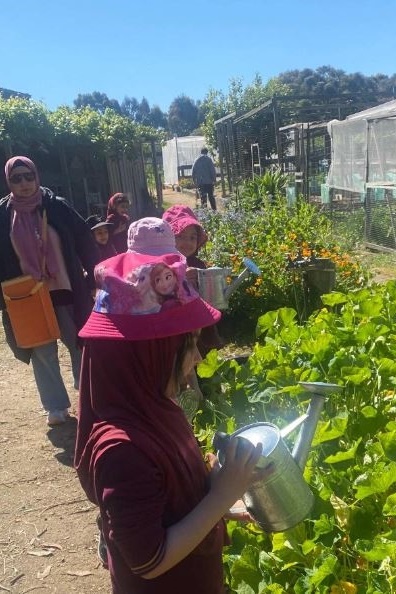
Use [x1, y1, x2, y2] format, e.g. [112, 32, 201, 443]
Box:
[327, 100, 396, 192]
[162, 136, 205, 185]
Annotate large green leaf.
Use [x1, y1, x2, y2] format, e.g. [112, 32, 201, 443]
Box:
[299, 333, 333, 356]
[307, 554, 338, 587]
[354, 462, 396, 499]
[321, 293, 348, 307]
[230, 545, 262, 592]
[312, 414, 348, 445]
[197, 350, 223, 378]
[340, 366, 372, 385]
[357, 538, 396, 561]
[324, 438, 361, 464]
[378, 431, 396, 462]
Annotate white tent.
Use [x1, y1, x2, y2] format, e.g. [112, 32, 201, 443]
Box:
[162, 136, 205, 186]
[327, 100, 396, 193]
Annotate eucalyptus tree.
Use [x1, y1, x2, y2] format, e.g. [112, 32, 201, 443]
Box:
[168, 95, 199, 137]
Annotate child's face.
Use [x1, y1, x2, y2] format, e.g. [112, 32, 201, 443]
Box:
[116, 201, 129, 216]
[181, 333, 202, 378]
[176, 225, 199, 258]
[93, 227, 109, 245]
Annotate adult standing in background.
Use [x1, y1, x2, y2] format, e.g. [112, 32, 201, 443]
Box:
[106, 193, 130, 253]
[192, 147, 217, 210]
[0, 156, 99, 426]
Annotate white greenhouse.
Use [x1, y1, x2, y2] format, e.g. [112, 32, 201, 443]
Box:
[327, 99, 396, 194]
[162, 136, 206, 186]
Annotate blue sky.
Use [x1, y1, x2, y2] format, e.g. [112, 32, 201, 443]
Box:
[2, 0, 396, 112]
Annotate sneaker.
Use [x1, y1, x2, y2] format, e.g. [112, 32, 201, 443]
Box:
[47, 410, 67, 426]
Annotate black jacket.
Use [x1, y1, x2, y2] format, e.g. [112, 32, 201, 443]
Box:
[0, 187, 100, 362]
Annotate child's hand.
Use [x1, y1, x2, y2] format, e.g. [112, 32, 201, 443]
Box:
[186, 267, 199, 290]
[224, 499, 252, 522]
[210, 437, 266, 508]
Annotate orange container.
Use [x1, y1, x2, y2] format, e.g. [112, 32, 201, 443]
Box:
[1, 275, 60, 348]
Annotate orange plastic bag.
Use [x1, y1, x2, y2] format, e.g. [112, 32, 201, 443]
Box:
[1, 275, 60, 348]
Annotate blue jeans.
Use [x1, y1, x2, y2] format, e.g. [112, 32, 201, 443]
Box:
[30, 305, 82, 413]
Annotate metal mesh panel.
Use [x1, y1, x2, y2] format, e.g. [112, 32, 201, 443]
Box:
[365, 188, 396, 250]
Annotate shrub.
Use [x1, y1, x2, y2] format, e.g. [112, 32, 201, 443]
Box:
[198, 197, 368, 332]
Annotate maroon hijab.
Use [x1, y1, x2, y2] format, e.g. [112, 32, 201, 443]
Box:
[106, 193, 129, 218]
[75, 336, 209, 506]
[5, 156, 58, 280]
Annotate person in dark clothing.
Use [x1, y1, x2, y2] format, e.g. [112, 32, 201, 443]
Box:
[86, 215, 117, 261]
[192, 147, 217, 210]
[105, 193, 130, 253]
[0, 156, 99, 426]
[75, 248, 267, 594]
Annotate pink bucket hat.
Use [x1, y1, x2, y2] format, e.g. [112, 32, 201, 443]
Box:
[127, 217, 180, 255]
[162, 205, 208, 249]
[79, 251, 221, 341]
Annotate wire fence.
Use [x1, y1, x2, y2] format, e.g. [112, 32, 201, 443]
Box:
[215, 94, 396, 252]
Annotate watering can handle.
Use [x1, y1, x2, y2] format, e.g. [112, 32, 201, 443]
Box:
[212, 431, 230, 452]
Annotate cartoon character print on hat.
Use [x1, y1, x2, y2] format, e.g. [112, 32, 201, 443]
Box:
[93, 255, 198, 317]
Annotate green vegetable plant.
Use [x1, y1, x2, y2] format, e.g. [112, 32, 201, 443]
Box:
[195, 281, 396, 593]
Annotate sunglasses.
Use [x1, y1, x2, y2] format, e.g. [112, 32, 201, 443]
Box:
[9, 172, 36, 184]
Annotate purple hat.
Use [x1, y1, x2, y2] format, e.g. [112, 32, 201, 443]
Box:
[127, 217, 180, 255]
[79, 251, 221, 341]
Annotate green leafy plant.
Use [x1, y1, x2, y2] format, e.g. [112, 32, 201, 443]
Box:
[236, 169, 290, 210]
[198, 198, 368, 334]
[195, 281, 396, 593]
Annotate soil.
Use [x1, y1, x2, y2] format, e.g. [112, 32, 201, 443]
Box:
[0, 326, 109, 594]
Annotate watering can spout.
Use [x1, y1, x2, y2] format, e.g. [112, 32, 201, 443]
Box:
[223, 257, 262, 300]
[291, 382, 343, 469]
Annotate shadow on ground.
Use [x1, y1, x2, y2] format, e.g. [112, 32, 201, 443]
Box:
[46, 415, 77, 467]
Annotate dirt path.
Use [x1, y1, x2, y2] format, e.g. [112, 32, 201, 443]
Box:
[0, 325, 111, 593]
[0, 190, 203, 594]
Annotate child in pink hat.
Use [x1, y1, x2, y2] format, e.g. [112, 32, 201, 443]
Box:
[75, 236, 270, 594]
[163, 205, 224, 354]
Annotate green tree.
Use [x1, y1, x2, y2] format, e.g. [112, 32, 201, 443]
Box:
[149, 105, 168, 129]
[121, 96, 140, 120]
[121, 96, 168, 130]
[0, 96, 52, 157]
[73, 91, 122, 114]
[200, 74, 290, 148]
[168, 95, 199, 136]
[278, 65, 396, 103]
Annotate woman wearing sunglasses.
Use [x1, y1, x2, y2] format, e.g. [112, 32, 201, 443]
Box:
[0, 156, 99, 426]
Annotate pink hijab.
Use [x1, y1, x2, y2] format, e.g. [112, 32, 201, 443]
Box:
[5, 156, 58, 280]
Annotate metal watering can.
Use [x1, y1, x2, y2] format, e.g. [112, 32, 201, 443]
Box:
[195, 257, 261, 310]
[213, 382, 343, 532]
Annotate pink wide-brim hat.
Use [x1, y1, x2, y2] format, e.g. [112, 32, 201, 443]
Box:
[79, 251, 221, 341]
[162, 205, 208, 249]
